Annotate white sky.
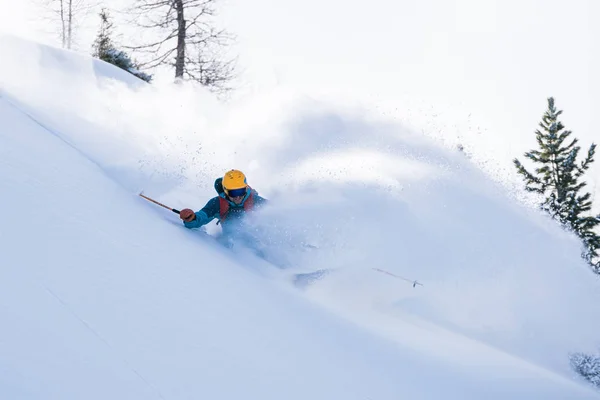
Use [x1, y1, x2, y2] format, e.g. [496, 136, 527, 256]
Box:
[1, 0, 598, 190]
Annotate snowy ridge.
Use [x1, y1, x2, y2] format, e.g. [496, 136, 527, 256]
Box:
[1, 34, 600, 399]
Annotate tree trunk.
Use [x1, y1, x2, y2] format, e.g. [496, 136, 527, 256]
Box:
[60, 0, 66, 48]
[174, 0, 185, 79]
[67, 0, 73, 49]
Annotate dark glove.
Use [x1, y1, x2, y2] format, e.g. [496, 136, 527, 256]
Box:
[180, 208, 196, 222]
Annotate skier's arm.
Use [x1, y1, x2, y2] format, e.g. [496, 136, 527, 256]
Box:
[183, 197, 220, 229]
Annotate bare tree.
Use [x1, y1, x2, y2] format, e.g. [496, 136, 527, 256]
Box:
[38, 0, 98, 49]
[189, 52, 235, 93]
[127, 0, 235, 92]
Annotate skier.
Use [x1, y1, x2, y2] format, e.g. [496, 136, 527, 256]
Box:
[179, 170, 267, 237]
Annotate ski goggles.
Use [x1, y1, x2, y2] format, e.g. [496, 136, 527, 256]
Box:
[226, 187, 247, 198]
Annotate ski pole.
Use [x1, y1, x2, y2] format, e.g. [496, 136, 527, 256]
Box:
[372, 268, 423, 288]
[139, 191, 180, 214]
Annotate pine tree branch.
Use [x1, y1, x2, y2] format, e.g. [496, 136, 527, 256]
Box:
[580, 144, 596, 172]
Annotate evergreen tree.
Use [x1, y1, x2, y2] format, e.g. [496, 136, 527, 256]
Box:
[514, 97, 600, 271]
[571, 352, 600, 388]
[92, 9, 152, 83]
[92, 8, 113, 60]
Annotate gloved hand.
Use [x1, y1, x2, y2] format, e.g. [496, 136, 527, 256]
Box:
[180, 208, 196, 222]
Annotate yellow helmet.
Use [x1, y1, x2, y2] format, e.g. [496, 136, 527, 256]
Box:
[222, 169, 248, 196]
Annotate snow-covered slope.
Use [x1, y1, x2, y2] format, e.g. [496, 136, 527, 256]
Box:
[1, 34, 600, 399]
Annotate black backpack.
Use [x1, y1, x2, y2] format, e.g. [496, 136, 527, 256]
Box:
[214, 177, 225, 195]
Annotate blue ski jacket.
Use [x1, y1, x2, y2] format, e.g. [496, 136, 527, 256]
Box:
[183, 188, 267, 235]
